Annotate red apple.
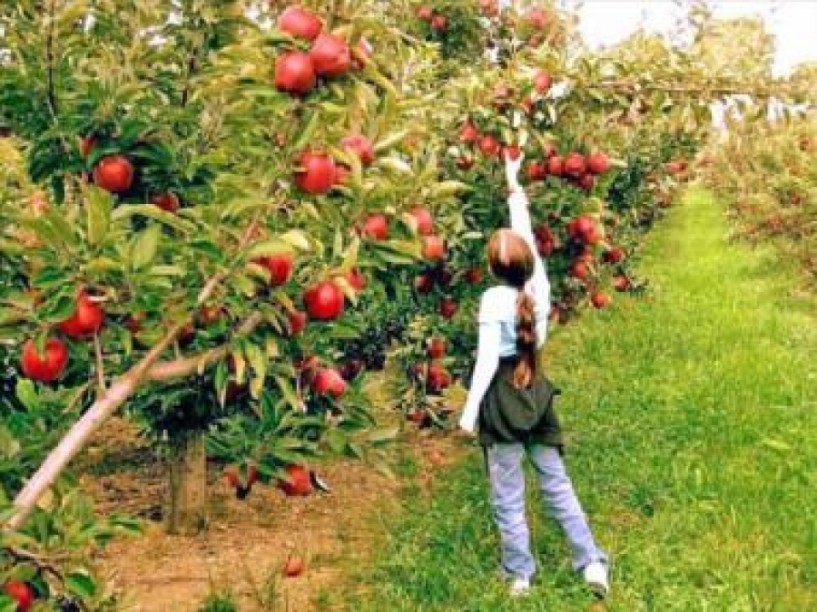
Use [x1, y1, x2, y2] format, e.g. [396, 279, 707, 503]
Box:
[436, 266, 453, 288]
[428, 337, 446, 359]
[569, 215, 595, 240]
[526, 160, 548, 181]
[295, 150, 336, 194]
[587, 151, 610, 174]
[20, 337, 69, 382]
[287, 310, 307, 336]
[284, 556, 306, 577]
[311, 367, 347, 397]
[478, 134, 501, 157]
[570, 261, 589, 280]
[456, 155, 475, 170]
[503, 145, 521, 161]
[533, 70, 552, 94]
[278, 464, 312, 496]
[93, 155, 134, 194]
[125, 311, 144, 334]
[334, 163, 351, 185]
[527, 7, 550, 29]
[479, 0, 499, 17]
[582, 222, 602, 245]
[59, 292, 104, 339]
[563, 152, 587, 177]
[459, 121, 479, 144]
[410, 207, 434, 235]
[464, 267, 483, 284]
[361, 213, 389, 240]
[613, 275, 630, 292]
[431, 14, 447, 32]
[423, 235, 446, 261]
[255, 253, 294, 286]
[340, 358, 364, 381]
[345, 267, 366, 292]
[341, 134, 375, 166]
[546, 155, 564, 177]
[277, 5, 323, 40]
[3, 581, 34, 612]
[309, 34, 351, 77]
[275, 51, 316, 95]
[303, 280, 344, 320]
[197, 303, 225, 326]
[577, 173, 595, 193]
[591, 291, 612, 309]
[603, 246, 626, 264]
[151, 192, 180, 213]
[439, 296, 458, 319]
[427, 361, 451, 393]
[414, 273, 434, 294]
[417, 5, 433, 21]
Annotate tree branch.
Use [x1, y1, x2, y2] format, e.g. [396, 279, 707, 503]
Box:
[146, 313, 263, 382]
[4, 546, 65, 581]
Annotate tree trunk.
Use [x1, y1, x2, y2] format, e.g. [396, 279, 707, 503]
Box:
[165, 431, 207, 536]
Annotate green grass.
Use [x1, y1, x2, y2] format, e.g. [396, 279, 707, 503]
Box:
[343, 189, 817, 611]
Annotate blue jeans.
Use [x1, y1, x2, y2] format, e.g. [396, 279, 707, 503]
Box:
[486, 443, 608, 580]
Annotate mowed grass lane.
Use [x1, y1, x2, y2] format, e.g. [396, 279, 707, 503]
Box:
[342, 189, 817, 611]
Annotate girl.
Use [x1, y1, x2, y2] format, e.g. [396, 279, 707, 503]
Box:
[459, 151, 609, 598]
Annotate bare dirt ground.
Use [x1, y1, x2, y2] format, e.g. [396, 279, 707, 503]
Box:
[79, 417, 465, 611]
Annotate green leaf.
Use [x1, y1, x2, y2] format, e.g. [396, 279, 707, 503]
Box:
[378, 157, 413, 174]
[374, 129, 409, 153]
[247, 239, 294, 259]
[86, 186, 113, 246]
[366, 427, 399, 445]
[131, 225, 161, 270]
[431, 181, 470, 198]
[112, 205, 196, 234]
[292, 111, 322, 151]
[274, 375, 301, 412]
[280, 229, 311, 251]
[15, 379, 38, 411]
[65, 570, 97, 598]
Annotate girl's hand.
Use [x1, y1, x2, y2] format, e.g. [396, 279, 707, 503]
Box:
[504, 149, 524, 191]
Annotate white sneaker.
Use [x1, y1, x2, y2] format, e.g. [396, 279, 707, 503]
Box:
[510, 577, 531, 597]
[583, 561, 609, 598]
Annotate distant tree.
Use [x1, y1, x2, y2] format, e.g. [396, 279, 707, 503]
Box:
[690, 16, 775, 81]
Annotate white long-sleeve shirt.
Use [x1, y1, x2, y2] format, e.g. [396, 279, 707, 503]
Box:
[459, 189, 551, 433]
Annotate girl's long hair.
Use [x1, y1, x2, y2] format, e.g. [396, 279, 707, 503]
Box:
[487, 229, 537, 388]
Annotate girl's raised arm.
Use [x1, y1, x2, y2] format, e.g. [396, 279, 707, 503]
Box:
[505, 153, 551, 346]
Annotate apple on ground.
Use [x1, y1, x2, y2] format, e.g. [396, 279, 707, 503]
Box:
[284, 555, 306, 577]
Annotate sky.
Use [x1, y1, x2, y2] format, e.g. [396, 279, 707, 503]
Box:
[568, 0, 817, 76]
